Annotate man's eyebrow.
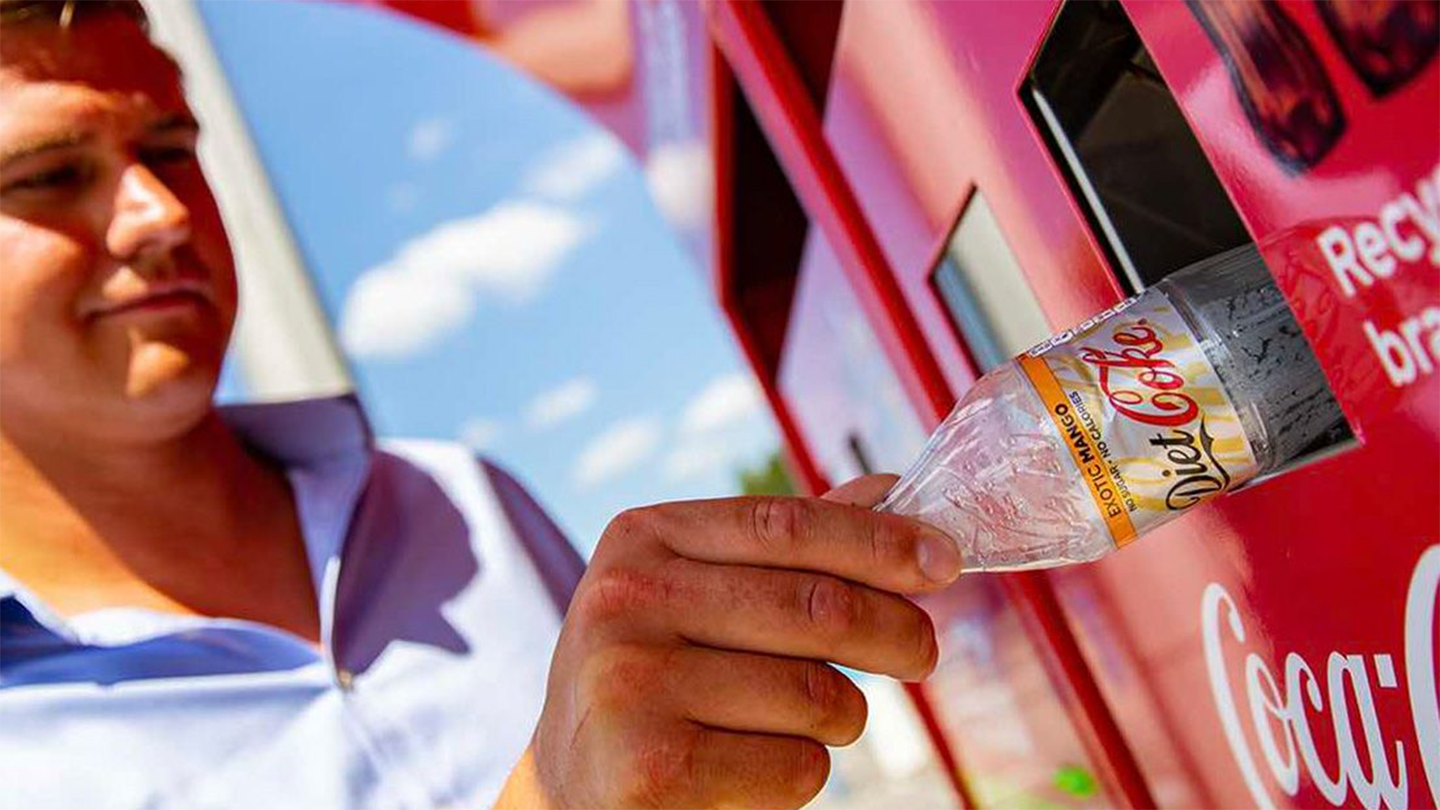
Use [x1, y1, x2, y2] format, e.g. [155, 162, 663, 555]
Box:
[0, 116, 198, 169]
[0, 131, 93, 169]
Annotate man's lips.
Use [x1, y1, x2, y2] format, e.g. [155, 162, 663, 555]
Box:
[86, 280, 215, 320]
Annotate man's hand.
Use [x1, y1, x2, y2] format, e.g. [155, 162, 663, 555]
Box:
[494, 475, 962, 809]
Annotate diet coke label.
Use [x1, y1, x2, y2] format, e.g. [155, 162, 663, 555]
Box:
[1018, 293, 1260, 547]
[1202, 544, 1440, 809]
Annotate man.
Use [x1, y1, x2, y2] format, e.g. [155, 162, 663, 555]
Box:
[0, 2, 963, 808]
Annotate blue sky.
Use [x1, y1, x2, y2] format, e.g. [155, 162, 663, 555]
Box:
[199, 0, 782, 553]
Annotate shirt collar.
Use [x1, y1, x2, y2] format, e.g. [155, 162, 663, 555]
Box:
[222, 393, 373, 469]
[0, 395, 374, 649]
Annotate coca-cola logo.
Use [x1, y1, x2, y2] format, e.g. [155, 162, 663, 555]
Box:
[1203, 545, 1440, 809]
[1149, 418, 1234, 510]
[1078, 319, 1201, 428]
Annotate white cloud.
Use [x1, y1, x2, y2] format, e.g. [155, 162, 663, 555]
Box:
[527, 377, 598, 430]
[574, 418, 661, 487]
[403, 202, 591, 303]
[339, 201, 593, 359]
[523, 132, 626, 202]
[662, 437, 735, 482]
[680, 372, 763, 436]
[661, 373, 769, 482]
[339, 263, 473, 359]
[459, 417, 503, 451]
[644, 139, 714, 231]
[409, 117, 456, 162]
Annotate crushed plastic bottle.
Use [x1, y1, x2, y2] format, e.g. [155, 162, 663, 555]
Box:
[878, 245, 1347, 571]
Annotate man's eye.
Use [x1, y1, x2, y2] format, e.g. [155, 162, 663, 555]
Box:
[2, 164, 90, 194]
[140, 146, 199, 167]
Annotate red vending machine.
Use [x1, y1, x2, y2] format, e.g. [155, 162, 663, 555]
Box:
[707, 1, 1439, 808]
[339, 1, 1436, 807]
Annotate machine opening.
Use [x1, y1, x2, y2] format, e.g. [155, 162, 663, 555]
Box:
[1021, 0, 1355, 468]
[1024, 0, 1252, 293]
[931, 190, 1051, 373]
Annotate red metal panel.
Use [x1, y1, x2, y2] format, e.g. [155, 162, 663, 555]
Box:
[704, 0, 955, 424]
[711, 46, 973, 808]
[819, 4, 1233, 804]
[780, 229, 1105, 809]
[817, 0, 1439, 808]
[822, 0, 1131, 391]
[710, 41, 826, 497]
[1097, 3, 1438, 807]
[710, 3, 994, 801]
[707, 2, 1159, 808]
[364, 0, 480, 35]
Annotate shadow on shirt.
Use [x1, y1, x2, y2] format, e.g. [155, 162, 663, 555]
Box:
[0, 453, 478, 687]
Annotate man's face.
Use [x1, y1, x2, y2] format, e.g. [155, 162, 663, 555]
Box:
[0, 8, 237, 447]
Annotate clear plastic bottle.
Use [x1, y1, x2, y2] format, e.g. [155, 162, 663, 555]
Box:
[878, 246, 1346, 571]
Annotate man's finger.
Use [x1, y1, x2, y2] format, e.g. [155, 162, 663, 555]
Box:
[621, 495, 962, 595]
[627, 559, 939, 681]
[821, 474, 899, 508]
[659, 647, 867, 746]
[690, 728, 830, 810]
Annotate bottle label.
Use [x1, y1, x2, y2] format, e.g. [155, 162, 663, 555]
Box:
[1017, 292, 1260, 547]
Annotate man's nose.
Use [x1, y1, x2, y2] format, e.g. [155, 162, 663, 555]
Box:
[106, 163, 192, 262]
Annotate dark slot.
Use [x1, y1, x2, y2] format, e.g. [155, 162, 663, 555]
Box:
[1021, 0, 1354, 468]
[846, 433, 876, 476]
[727, 76, 809, 380]
[1023, 0, 1252, 293]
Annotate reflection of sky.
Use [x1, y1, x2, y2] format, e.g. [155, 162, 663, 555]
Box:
[825, 290, 928, 474]
[786, 232, 928, 484]
[200, 0, 779, 554]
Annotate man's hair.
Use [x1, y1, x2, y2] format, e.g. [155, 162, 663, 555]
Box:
[0, 0, 147, 30]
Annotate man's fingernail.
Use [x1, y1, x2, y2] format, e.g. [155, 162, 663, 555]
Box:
[917, 531, 962, 583]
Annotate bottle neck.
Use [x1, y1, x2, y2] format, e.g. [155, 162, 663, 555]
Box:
[1156, 245, 1343, 472]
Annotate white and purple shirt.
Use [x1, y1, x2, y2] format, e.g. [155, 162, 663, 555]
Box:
[0, 396, 583, 810]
